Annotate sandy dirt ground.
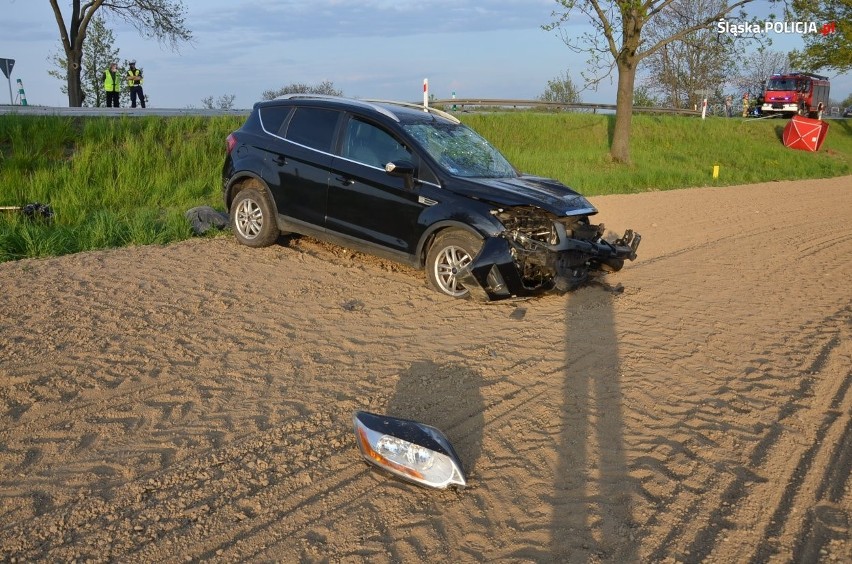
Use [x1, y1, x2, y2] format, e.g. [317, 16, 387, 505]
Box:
[1, 176, 850, 563]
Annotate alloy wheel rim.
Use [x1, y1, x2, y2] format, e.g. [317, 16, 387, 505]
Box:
[435, 245, 472, 296]
[235, 199, 263, 239]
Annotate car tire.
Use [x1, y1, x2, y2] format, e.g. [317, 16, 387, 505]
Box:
[229, 186, 279, 248]
[426, 229, 483, 298]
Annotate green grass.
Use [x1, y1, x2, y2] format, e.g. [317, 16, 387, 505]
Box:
[0, 115, 242, 261]
[459, 112, 852, 194]
[1, 112, 850, 262]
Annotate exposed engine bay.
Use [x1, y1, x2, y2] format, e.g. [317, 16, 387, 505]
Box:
[459, 206, 640, 301]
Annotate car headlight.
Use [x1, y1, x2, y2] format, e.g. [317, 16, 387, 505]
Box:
[353, 411, 467, 489]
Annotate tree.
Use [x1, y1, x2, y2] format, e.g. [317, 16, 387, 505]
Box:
[48, 0, 192, 107]
[788, 0, 851, 74]
[732, 47, 791, 99]
[201, 94, 237, 110]
[639, 0, 738, 109]
[262, 81, 343, 101]
[48, 14, 120, 107]
[539, 70, 582, 104]
[632, 84, 660, 106]
[545, 0, 757, 163]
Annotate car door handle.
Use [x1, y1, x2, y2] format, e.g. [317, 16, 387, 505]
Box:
[272, 155, 286, 165]
[335, 176, 355, 186]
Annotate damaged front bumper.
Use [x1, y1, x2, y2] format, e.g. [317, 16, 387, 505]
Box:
[457, 229, 641, 301]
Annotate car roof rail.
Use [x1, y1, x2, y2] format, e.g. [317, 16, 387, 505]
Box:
[362, 99, 461, 124]
[274, 93, 461, 124]
[275, 93, 400, 122]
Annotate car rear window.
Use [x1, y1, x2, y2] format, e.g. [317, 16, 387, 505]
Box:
[259, 106, 292, 135]
[285, 107, 340, 153]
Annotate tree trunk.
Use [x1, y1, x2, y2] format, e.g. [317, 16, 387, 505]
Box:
[611, 60, 637, 164]
[609, 5, 643, 165]
[66, 50, 84, 107]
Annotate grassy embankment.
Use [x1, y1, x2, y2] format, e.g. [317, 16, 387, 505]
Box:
[1, 112, 850, 262]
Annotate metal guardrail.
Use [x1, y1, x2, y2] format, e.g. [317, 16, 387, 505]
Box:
[0, 100, 701, 117]
[431, 99, 850, 119]
[430, 98, 702, 116]
[0, 105, 250, 117]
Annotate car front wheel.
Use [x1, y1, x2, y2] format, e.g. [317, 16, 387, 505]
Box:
[230, 186, 278, 248]
[426, 229, 483, 298]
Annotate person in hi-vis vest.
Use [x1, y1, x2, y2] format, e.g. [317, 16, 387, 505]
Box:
[103, 62, 120, 108]
[127, 60, 145, 108]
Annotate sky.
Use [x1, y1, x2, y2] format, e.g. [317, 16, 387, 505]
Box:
[0, 0, 849, 109]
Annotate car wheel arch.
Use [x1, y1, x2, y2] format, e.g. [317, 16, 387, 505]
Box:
[416, 221, 488, 268]
[226, 173, 275, 213]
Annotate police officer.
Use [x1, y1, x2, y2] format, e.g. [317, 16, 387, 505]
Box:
[127, 60, 145, 108]
[103, 62, 120, 108]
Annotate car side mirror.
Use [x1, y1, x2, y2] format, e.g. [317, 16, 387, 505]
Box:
[385, 160, 416, 190]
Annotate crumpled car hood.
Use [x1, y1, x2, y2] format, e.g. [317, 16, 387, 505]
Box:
[444, 175, 598, 216]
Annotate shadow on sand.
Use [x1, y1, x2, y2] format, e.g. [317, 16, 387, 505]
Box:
[552, 283, 639, 561]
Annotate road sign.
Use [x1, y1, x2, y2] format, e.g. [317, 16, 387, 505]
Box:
[1, 58, 15, 104]
[0, 58, 14, 79]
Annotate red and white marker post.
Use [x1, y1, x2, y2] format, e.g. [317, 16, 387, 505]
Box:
[423, 78, 429, 111]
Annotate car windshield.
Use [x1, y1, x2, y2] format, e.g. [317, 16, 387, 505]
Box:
[403, 121, 517, 178]
[766, 78, 808, 91]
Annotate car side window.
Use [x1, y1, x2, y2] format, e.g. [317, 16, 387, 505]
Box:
[285, 107, 340, 153]
[418, 162, 439, 185]
[342, 118, 411, 168]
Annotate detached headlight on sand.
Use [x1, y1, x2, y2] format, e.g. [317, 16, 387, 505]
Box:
[353, 411, 466, 489]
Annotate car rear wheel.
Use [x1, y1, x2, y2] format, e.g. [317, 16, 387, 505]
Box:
[426, 229, 483, 298]
[230, 186, 279, 248]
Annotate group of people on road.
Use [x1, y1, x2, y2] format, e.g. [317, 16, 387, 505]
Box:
[103, 60, 145, 108]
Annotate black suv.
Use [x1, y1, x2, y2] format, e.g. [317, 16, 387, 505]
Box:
[222, 95, 640, 300]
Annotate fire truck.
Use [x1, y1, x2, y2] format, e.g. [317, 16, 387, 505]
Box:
[761, 72, 830, 118]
